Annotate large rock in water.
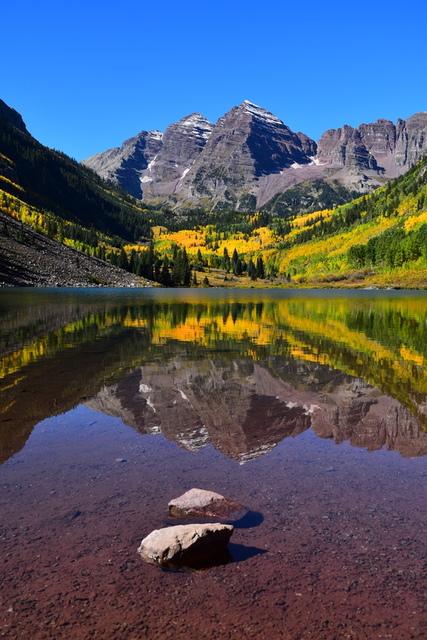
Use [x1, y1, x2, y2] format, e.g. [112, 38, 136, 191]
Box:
[168, 488, 245, 518]
[138, 523, 234, 569]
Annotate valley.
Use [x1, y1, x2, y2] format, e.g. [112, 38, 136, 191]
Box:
[1, 98, 427, 289]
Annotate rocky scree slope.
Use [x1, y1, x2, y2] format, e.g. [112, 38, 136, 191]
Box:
[0, 210, 153, 288]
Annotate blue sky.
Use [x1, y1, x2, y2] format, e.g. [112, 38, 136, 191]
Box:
[3, 0, 426, 161]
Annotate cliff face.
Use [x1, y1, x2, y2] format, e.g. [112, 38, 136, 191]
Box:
[394, 113, 427, 167]
[140, 113, 214, 199]
[316, 125, 380, 170]
[85, 358, 427, 462]
[317, 114, 427, 176]
[180, 101, 316, 208]
[82, 129, 163, 199]
[83, 113, 214, 200]
[82, 104, 427, 210]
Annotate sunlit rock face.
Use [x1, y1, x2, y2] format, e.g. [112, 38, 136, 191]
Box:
[83, 113, 213, 200]
[394, 113, 427, 167]
[85, 358, 427, 461]
[180, 101, 316, 205]
[316, 113, 427, 180]
[82, 129, 163, 199]
[168, 488, 245, 519]
[137, 523, 234, 570]
[82, 103, 427, 209]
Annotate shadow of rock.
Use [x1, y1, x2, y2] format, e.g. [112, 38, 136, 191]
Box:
[160, 542, 267, 572]
[160, 548, 234, 573]
[230, 509, 264, 529]
[228, 543, 268, 563]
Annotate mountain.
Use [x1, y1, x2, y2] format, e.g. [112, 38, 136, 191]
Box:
[179, 101, 317, 211]
[2, 96, 427, 289]
[0, 98, 28, 134]
[0, 99, 156, 242]
[84, 113, 215, 201]
[0, 98, 161, 286]
[83, 102, 427, 211]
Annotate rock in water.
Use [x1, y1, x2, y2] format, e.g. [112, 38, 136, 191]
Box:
[138, 523, 234, 569]
[168, 488, 245, 518]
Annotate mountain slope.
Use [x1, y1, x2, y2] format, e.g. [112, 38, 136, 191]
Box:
[0, 101, 154, 241]
[0, 98, 158, 286]
[0, 208, 151, 287]
[147, 154, 427, 288]
[84, 113, 214, 201]
[83, 102, 427, 211]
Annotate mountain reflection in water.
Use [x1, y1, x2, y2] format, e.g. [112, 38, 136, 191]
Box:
[1, 288, 427, 464]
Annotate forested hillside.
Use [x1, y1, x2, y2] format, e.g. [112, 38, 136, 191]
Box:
[140, 155, 427, 288]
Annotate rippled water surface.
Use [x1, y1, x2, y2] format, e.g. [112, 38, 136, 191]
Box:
[1, 288, 426, 639]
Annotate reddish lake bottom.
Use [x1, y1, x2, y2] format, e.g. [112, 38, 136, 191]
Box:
[1, 405, 426, 640]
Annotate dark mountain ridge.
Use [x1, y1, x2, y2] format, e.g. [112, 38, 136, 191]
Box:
[0, 98, 157, 287]
[0, 101, 155, 242]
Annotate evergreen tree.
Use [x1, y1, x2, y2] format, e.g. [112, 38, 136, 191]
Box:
[129, 249, 138, 274]
[222, 247, 231, 271]
[118, 248, 129, 271]
[196, 248, 204, 267]
[231, 248, 239, 267]
[233, 259, 243, 276]
[154, 256, 163, 282]
[160, 257, 172, 286]
[171, 247, 192, 286]
[182, 248, 191, 286]
[247, 258, 257, 280]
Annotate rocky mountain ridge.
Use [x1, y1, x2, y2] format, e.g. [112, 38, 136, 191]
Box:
[83, 102, 427, 211]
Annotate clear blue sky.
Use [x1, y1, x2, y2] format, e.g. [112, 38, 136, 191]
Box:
[2, 0, 426, 161]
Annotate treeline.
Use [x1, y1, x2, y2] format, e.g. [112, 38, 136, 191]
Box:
[348, 224, 427, 268]
[113, 243, 268, 286]
[108, 244, 192, 287]
[205, 247, 266, 279]
[118, 244, 267, 285]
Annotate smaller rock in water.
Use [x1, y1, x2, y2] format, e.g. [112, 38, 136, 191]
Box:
[138, 523, 234, 570]
[168, 487, 245, 518]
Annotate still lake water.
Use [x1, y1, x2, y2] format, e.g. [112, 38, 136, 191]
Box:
[0, 288, 426, 640]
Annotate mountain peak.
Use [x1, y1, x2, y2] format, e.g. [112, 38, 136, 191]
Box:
[179, 112, 210, 125]
[0, 99, 29, 134]
[239, 100, 283, 126]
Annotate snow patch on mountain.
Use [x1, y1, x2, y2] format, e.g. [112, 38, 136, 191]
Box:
[242, 100, 283, 126]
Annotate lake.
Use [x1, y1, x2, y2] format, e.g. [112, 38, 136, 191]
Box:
[0, 288, 426, 640]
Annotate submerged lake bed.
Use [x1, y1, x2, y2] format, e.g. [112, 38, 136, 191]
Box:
[1, 288, 426, 639]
